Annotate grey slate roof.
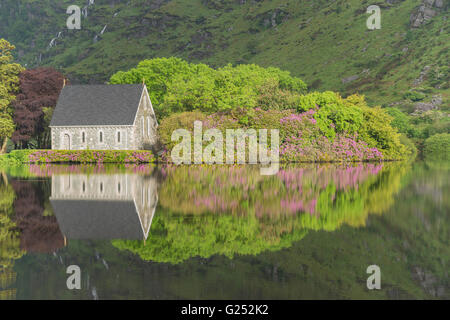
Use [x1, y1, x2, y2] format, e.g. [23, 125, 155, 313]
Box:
[51, 200, 146, 240]
[50, 84, 145, 126]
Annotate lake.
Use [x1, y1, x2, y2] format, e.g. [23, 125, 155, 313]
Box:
[0, 161, 448, 299]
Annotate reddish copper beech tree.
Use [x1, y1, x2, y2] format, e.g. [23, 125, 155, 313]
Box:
[12, 68, 67, 149]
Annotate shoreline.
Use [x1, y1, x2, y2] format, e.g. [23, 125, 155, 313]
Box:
[0, 149, 409, 165]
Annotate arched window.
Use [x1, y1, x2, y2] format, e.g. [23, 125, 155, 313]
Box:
[117, 131, 121, 143]
[99, 131, 103, 143]
[141, 117, 145, 136]
[147, 116, 151, 136]
[81, 131, 86, 143]
[100, 182, 104, 193]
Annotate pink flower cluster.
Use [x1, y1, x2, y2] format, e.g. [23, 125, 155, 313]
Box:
[280, 109, 316, 124]
[27, 150, 154, 164]
[280, 133, 383, 162]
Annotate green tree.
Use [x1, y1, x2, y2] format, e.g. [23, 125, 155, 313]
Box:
[110, 58, 307, 119]
[424, 133, 450, 161]
[0, 39, 24, 153]
[385, 107, 411, 134]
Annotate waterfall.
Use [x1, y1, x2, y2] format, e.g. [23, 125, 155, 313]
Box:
[48, 38, 57, 48]
[82, 6, 88, 18]
[100, 25, 107, 35]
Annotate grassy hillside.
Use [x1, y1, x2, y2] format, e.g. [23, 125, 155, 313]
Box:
[0, 0, 448, 108]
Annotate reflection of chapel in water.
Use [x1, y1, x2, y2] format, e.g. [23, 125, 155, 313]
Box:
[50, 173, 158, 241]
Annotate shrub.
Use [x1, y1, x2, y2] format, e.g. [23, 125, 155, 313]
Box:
[358, 106, 407, 159]
[23, 150, 154, 163]
[424, 133, 450, 161]
[111, 59, 307, 119]
[385, 107, 411, 134]
[158, 111, 208, 151]
[403, 91, 425, 102]
[297, 91, 341, 112]
[0, 149, 35, 166]
[157, 94, 408, 162]
[399, 134, 417, 159]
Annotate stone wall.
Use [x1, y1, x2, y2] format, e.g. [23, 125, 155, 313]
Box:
[51, 126, 134, 150]
[133, 87, 159, 149]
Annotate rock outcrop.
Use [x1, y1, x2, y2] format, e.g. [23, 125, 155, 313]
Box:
[412, 95, 443, 114]
[410, 0, 446, 28]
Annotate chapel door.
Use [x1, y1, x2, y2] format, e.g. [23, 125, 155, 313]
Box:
[62, 134, 71, 150]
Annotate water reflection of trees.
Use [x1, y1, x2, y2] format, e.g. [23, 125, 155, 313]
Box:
[0, 181, 23, 300]
[0, 163, 411, 267]
[113, 162, 410, 264]
[11, 180, 64, 253]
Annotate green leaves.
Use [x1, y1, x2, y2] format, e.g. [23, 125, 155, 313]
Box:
[110, 58, 307, 119]
[0, 39, 23, 152]
[0, 117, 15, 142]
[424, 133, 450, 161]
[0, 39, 24, 115]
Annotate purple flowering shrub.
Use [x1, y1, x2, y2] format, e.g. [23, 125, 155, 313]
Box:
[26, 150, 154, 164]
[157, 92, 408, 162]
[281, 133, 384, 162]
[278, 108, 383, 162]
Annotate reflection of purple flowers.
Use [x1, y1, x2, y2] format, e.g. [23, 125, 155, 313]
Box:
[163, 163, 385, 220]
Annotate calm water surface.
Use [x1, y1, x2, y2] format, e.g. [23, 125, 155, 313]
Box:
[0, 161, 448, 299]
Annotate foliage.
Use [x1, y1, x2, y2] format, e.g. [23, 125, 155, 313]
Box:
[3, 149, 154, 164]
[111, 58, 306, 119]
[403, 91, 426, 102]
[113, 212, 309, 264]
[423, 133, 450, 161]
[12, 68, 66, 149]
[280, 133, 383, 162]
[0, 39, 24, 153]
[0, 182, 23, 299]
[399, 134, 418, 160]
[385, 107, 412, 134]
[354, 102, 408, 160]
[314, 93, 364, 139]
[110, 57, 201, 115]
[158, 93, 409, 161]
[0, 150, 34, 166]
[158, 111, 207, 151]
[0, 117, 15, 149]
[113, 162, 409, 264]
